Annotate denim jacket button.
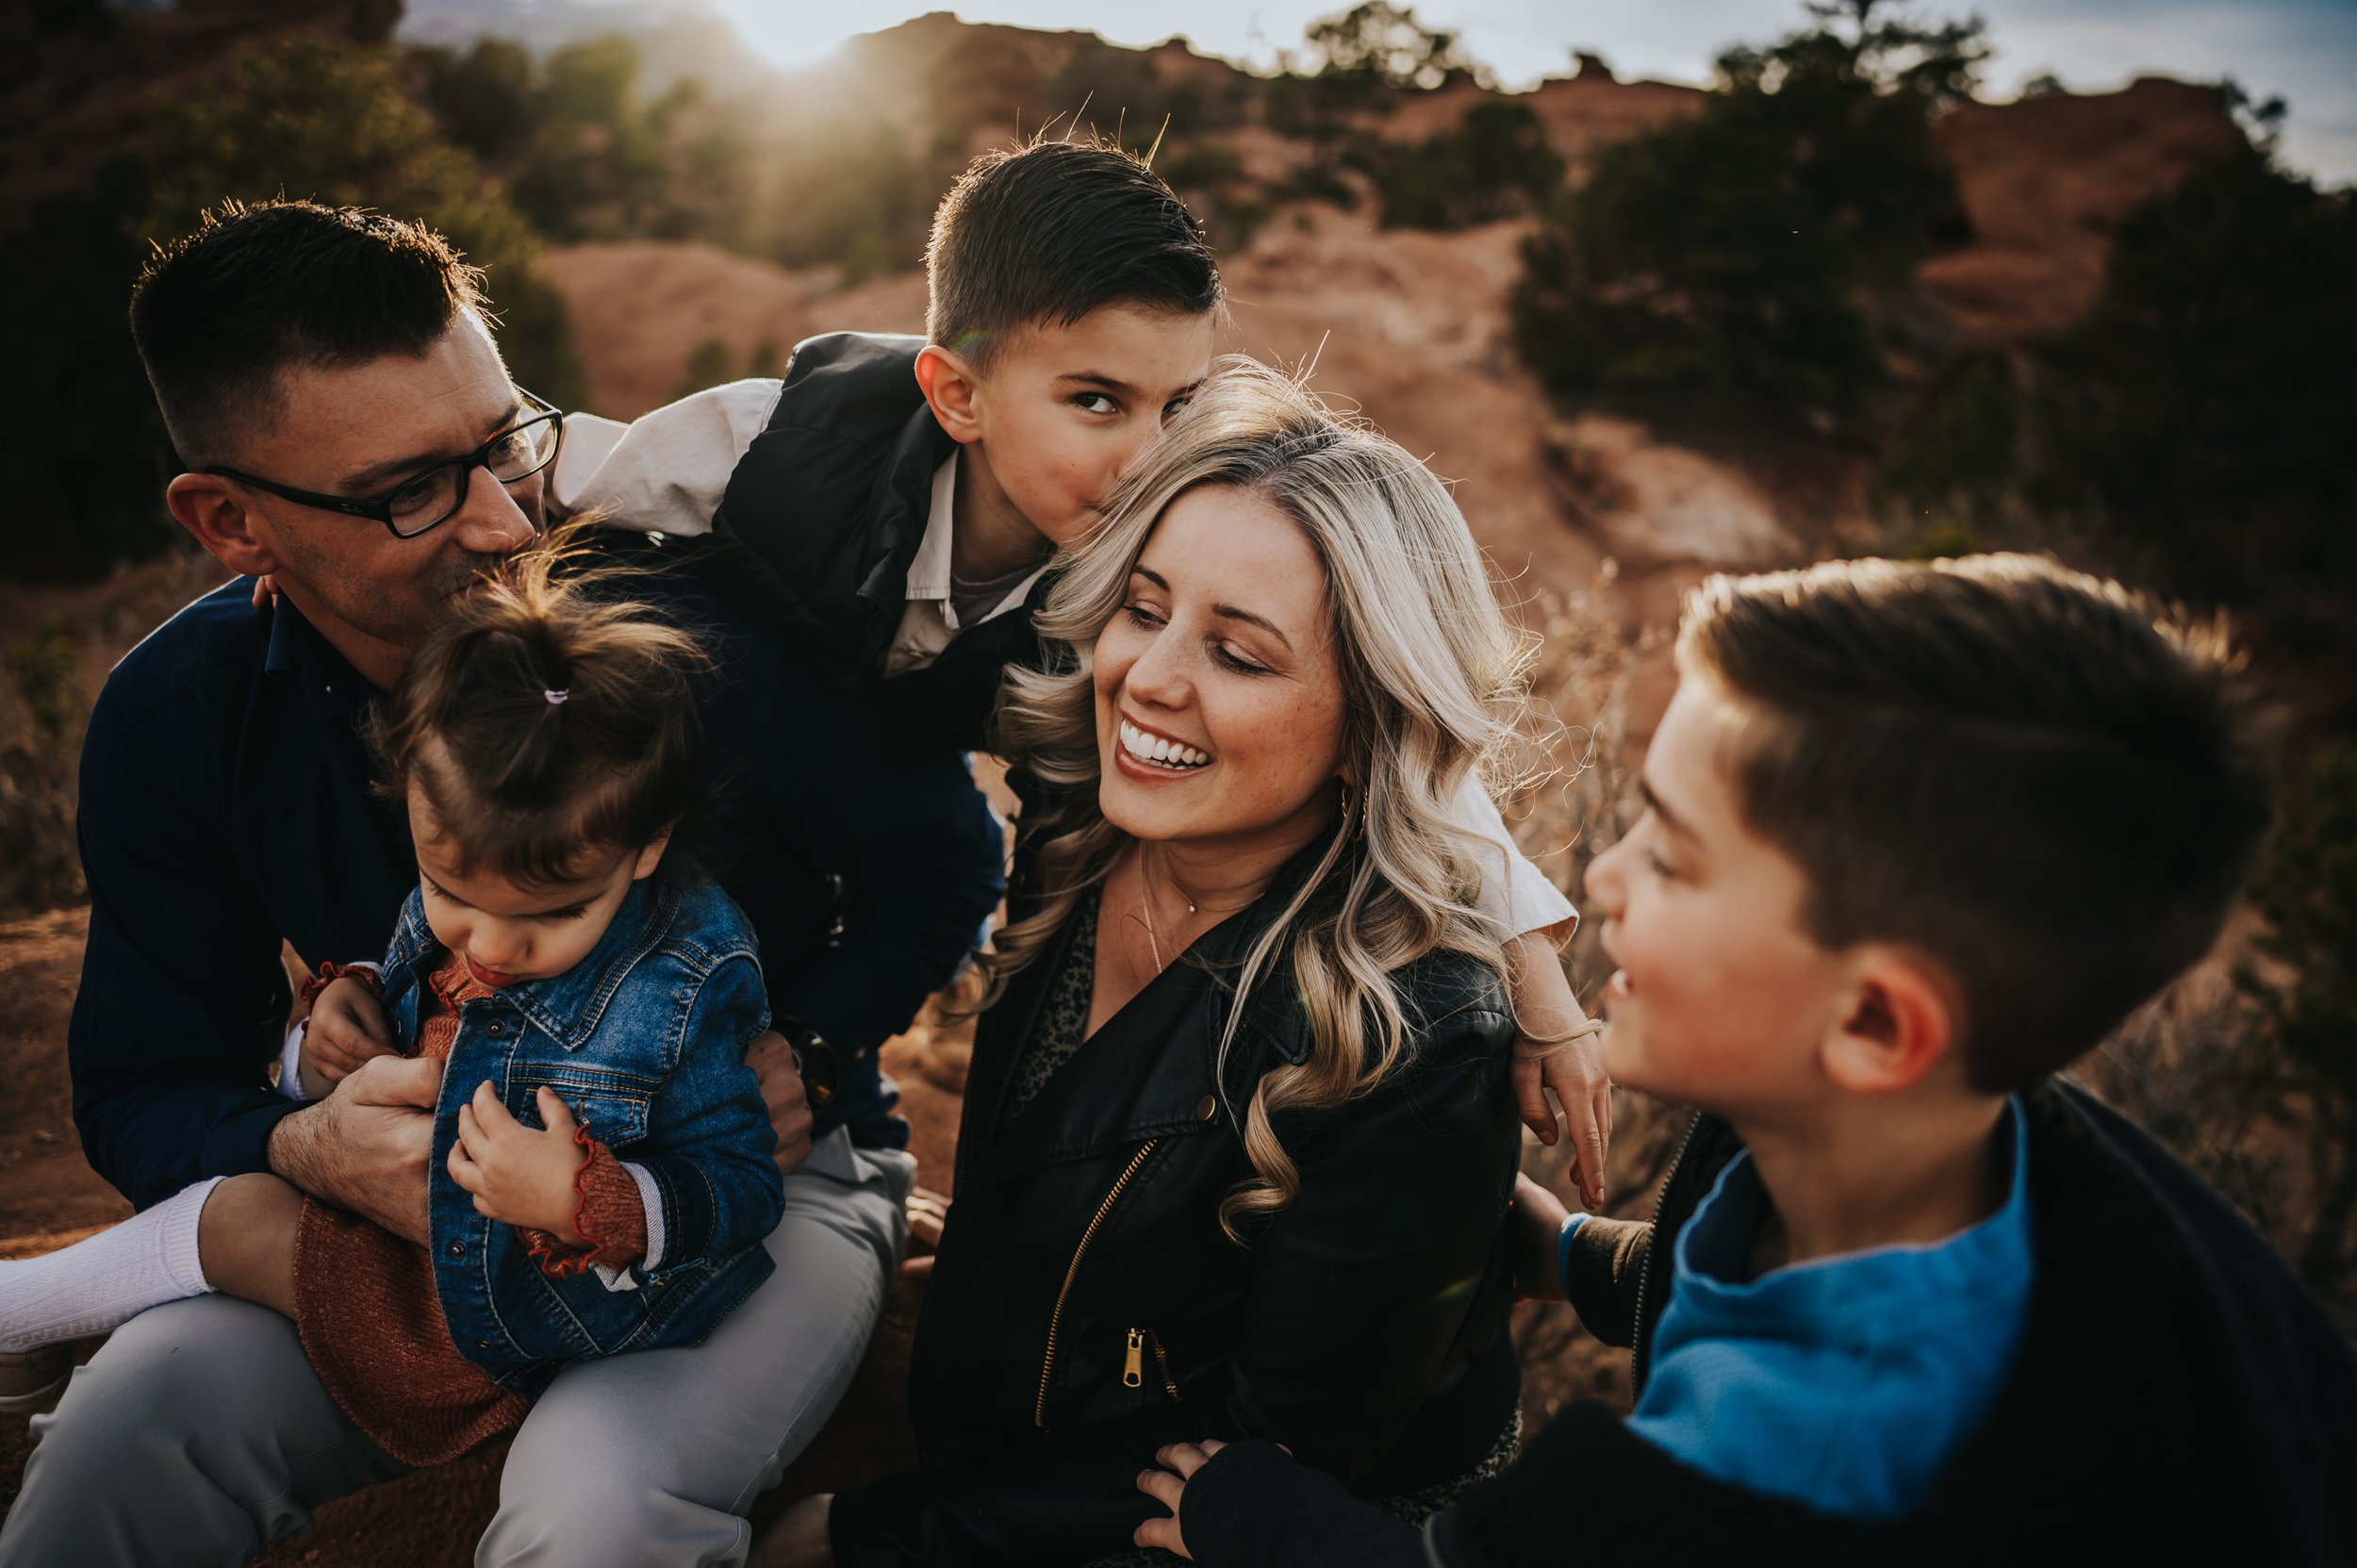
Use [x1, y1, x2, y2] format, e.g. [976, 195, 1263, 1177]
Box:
[448, 1242, 464, 1259]
[486, 1017, 505, 1036]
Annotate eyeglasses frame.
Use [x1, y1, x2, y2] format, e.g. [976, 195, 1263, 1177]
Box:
[199, 388, 566, 539]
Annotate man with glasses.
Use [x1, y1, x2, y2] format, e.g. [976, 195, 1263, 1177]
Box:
[3, 202, 1005, 1566]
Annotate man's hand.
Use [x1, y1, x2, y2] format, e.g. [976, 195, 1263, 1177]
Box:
[899, 1186, 950, 1280]
[267, 1052, 441, 1244]
[1505, 933, 1613, 1211]
[746, 1031, 814, 1177]
[1508, 1170, 1573, 1303]
[1134, 1439, 1232, 1560]
[448, 1084, 588, 1239]
[298, 974, 399, 1100]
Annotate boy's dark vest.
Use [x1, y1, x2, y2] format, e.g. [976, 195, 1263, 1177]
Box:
[693, 331, 1056, 751]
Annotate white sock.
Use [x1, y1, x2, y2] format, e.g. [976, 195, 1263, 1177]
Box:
[0, 1176, 221, 1351]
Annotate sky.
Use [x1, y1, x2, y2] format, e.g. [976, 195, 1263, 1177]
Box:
[703, 0, 2357, 184]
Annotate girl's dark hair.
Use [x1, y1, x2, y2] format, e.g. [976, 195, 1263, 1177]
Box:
[370, 532, 711, 887]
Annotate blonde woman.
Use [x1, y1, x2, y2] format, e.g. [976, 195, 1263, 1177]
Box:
[767, 364, 1555, 1567]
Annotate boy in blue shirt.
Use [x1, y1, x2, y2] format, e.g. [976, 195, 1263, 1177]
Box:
[1132, 553, 2357, 1562]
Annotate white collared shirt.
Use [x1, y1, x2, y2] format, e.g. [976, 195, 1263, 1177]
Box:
[883, 451, 1056, 676]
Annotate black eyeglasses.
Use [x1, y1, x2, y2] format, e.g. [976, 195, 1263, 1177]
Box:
[202, 389, 565, 540]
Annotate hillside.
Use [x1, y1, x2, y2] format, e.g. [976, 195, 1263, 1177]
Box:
[0, 8, 2294, 1561]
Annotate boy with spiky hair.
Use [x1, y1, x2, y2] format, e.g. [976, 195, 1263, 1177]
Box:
[560, 135, 1617, 1201]
[1133, 554, 2357, 1565]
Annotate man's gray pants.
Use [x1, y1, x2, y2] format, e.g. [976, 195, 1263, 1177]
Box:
[0, 1130, 913, 1568]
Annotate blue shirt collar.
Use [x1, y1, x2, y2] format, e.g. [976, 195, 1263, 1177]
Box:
[1673, 1097, 2035, 1334]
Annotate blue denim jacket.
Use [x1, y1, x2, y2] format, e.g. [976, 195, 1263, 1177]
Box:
[377, 865, 785, 1395]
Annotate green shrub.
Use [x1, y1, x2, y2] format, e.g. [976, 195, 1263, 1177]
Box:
[1510, 0, 1979, 423]
[1380, 100, 1563, 229]
[673, 336, 735, 402]
[145, 35, 585, 410]
[1871, 349, 2019, 523]
[2029, 149, 2356, 628]
[759, 124, 940, 276]
[1048, 40, 1207, 155]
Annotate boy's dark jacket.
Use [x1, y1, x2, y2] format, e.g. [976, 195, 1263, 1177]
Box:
[692, 331, 1049, 750]
[1181, 1078, 2357, 1566]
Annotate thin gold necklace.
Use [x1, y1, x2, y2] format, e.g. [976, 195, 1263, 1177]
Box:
[1138, 869, 1169, 977]
[1134, 846, 1251, 976]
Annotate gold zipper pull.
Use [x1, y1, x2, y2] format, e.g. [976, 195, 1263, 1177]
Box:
[1123, 1329, 1145, 1388]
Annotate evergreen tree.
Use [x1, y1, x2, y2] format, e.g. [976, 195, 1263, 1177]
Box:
[1511, 0, 1981, 421]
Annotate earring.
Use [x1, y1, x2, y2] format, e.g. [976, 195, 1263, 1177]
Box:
[1338, 777, 1366, 842]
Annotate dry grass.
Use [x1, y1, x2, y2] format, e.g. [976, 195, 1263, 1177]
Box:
[1492, 584, 1703, 1415]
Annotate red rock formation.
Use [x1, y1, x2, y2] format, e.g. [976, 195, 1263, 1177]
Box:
[1926, 77, 2247, 341]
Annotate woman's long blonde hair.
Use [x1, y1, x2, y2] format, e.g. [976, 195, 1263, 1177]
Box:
[988, 359, 1532, 1239]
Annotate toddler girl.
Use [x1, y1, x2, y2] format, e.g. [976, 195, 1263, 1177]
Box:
[0, 550, 785, 1463]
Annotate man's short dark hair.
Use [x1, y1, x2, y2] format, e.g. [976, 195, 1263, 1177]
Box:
[926, 138, 1221, 366]
[1678, 553, 2271, 1092]
[129, 199, 487, 468]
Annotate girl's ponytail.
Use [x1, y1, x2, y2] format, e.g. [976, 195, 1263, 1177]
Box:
[370, 524, 713, 885]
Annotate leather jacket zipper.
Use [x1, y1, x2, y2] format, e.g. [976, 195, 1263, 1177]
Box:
[1036, 1138, 1160, 1428]
[1629, 1115, 1702, 1393]
[1148, 1328, 1180, 1400]
[1124, 1327, 1182, 1401]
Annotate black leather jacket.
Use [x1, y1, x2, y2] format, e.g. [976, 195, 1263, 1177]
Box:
[830, 822, 1525, 1567]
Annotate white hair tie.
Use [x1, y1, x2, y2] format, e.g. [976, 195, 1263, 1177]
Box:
[544, 688, 569, 705]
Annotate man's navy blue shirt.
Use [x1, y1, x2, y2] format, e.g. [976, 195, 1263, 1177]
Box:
[70, 554, 1004, 1209]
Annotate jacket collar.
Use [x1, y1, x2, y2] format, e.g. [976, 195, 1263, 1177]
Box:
[387, 869, 682, 1052]
[849, 398, 960, 632]
[967, 827, 1343, 1181]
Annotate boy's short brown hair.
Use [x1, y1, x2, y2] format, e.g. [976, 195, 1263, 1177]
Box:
[1679, 553, 2270, 1092]
[926, 138, 1221, 366]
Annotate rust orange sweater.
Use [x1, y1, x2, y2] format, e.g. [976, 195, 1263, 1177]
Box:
[290, 951, 649, 1464]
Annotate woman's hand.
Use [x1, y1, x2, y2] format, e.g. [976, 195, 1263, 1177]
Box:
[1504, 933, 1612, 1211]
[299, 974, 398, 1101]
[1134, 1439, 1230, 1560]
[447, 1084, 587, 1239]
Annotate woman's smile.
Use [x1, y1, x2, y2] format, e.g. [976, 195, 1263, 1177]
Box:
[1115, 715, 1213, 774]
